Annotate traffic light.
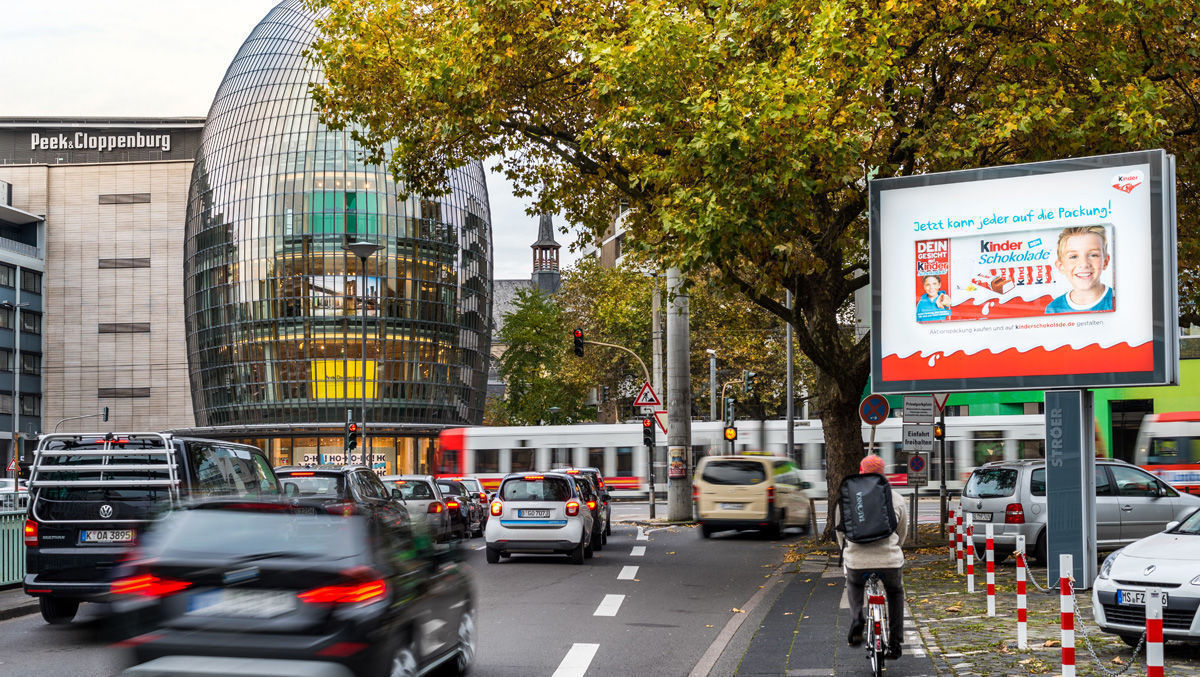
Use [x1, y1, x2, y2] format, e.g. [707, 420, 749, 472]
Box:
[743, 370, 757, 395]
[573, 328, 584, 357]
[102, 406, 109, 422]
[346, 421, 359, 451]
[601, 385, 610, 403]
[724, 397, 735, 424]
[933, 422, 945, 440]
[724, 426, 737, 441]
[642, 417, 655, 447]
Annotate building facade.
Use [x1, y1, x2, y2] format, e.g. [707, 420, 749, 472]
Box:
[182, 0, 493, 473]
[0, 118, 203, 446]
[0, 177, 44, 466]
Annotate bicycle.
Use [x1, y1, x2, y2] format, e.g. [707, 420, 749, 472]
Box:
[863, 572, 890, 676]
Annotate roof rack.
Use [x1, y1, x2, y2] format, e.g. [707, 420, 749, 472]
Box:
[29, 432, 180, 524]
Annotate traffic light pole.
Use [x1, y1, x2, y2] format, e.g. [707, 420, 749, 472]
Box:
[938, 407, 948, 540]
[579, 339, 651, 385]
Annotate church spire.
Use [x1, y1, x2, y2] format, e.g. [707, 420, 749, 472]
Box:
[531, 212, 561, 293]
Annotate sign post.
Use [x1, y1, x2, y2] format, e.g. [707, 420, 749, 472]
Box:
[933, 394, 949, 539]
[859, 394, 890, 455]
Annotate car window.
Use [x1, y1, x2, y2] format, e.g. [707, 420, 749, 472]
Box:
[392, 479, 434, 500]
[964, 468, 1017, 498]
[188, 443, 279, 497]
[1110, 465, 1163, 497]
[361, 472, 390, 499]
[701, 460, 767, 485]
[437, 481, 464, 497]
[1174, 508, 1200, 534]
[1030, 468, 1046, 496]
[1095, 466, 1113, 496]
[576, 479, 596, 501]
[354, 472, 386, 500]
[281, 474, 343, 497]
[500, 476, 572, 501]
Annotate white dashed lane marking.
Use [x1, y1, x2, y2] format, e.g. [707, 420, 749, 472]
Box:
[551, 643, 600, 677]
[618, 565, 639, 580]
[593, 594, 625, 617]
[630, 546, 646, 557]
[636, 527, 649, 540]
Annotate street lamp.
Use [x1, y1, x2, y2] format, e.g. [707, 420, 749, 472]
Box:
[705, 349, 717, 422]
[341, 241, 384, 463]
[1, 300, 29, 483]
[546, 406, 561, 426]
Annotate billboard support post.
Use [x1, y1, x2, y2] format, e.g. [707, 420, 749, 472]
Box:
[1045, 389, 1097, 588]
[939, 406, 947, 540]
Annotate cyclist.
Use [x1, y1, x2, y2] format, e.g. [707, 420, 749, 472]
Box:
[835, 454, 908, 660]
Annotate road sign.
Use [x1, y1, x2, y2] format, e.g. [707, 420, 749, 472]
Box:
[907, 452, 929, 487]
[653, 410, 668, 434]
[903, 395, 936, 424]
[633, 381, 661, 407]
[902, 423, 934, 453]
[932, 393, 950, 411]
[6, 457, 18, 472]
[859, 394, 890, 425]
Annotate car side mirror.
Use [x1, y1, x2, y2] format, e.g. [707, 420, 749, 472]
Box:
[392, 488, 404, 500]
[283, 482, 299, 497]
[800, 481, 813, 490]
[601, 492, 611, 502]
[1166, 521, 1180, 532]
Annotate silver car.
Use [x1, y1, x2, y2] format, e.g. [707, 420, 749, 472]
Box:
[963, 459, 1200, 564]
[381, 475, 453, 542]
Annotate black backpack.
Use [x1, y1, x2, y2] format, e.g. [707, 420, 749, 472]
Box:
[836, 473, 898, 544]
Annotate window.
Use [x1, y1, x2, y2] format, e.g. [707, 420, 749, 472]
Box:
[475, 449, 499, 473]
[98, 193, 151, 204]
[20, 311, 40, 335]
[99, 258, 151, 269]
[98, 322, 149, 333]
[186, 443, 280, 497]
[1018, 440, 1045, 459]
[1110, 465, 1164, 497]
[972, 431, 1005, 466]
[0, 264, 13, 288]
[500, 476, 571, 501]
[0, 307, 11, 330]
[98, 388, 151, 398]
[510, 449, 535, 472]
[0, 348, 9, 371]
[588, 447, 605, 473]
[702, 460, 768, 485]
[551, 447, 571, 467]
[964, 468, 1018, 498]
[20, 270, 40, 294]
[20, 353, 38, 375]
[1148, 437, 1200, 465]
[0, 394, 11, 415]
[616, 447, 633, 477]
[19, 394, 39, 416]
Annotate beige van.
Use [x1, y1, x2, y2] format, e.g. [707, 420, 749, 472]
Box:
[693, 453, 811, 538]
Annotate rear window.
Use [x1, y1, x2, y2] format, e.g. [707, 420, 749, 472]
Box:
[35, 438, 176, 505]
[500, 477, 572, 501]
[701, 460, 767, 486]
[147, 509, 363, 560]
[279, 473, 344, 498]
[390, 479, 435, 500]
[187, 443, 280, 497]
[964, 468, 1018, 498]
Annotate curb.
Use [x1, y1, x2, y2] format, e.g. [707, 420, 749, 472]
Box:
[0, 601, 38, 622]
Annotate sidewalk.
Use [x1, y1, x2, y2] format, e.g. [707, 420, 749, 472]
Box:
[0, 584, 38, 621]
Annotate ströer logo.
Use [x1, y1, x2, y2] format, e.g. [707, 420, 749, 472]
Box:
[1111, 170, 1143, 194]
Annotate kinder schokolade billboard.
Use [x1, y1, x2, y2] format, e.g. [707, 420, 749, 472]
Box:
[871, 150, 1177, 394]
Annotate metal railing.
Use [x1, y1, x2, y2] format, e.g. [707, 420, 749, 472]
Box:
[0, 237, 39, 259]
[1, 508, 25, 586]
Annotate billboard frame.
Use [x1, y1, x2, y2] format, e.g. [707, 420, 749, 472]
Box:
[870, 150, 1177, 394]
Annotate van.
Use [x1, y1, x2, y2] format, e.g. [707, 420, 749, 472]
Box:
[693, 454, 811, 539]
[23, 432, 280, 624]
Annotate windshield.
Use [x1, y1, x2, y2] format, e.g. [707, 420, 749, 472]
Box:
[280, 474, 344, 498]
[146, 509, 364, 560]
[501, 477, 572, 501]
[1174, 508, 1200, 535]
[964, 468, 1018, 498]
[701, 460, 767, 486]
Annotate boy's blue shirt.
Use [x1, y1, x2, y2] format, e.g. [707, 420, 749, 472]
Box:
[1045, 287, 1113, 314]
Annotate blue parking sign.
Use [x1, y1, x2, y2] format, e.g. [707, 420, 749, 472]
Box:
[859, 394, 890, 425]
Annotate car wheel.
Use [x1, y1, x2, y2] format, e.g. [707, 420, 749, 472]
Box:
[594, 531, 603, 551]
[387, 638, 419, 677]
[485, 546, 500, 564]
[763, 519, 782, 540]
[451, 610, 476, 675]
[992, 549, 1012, 565]
[472, 525, 483, 538]
[584, 533, 595, 559]
[1031, 531, 1048, 566]
[700, 524, 712, 539]
[569, 539, 585, 565]
[39, 597, 79, 625]
[606, 520, 612, 537]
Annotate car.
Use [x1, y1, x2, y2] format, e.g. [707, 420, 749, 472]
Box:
[439, 476, 492, 530]
[555, 467, 612, 538]
[693, 453, 812, 539]
[484, 472, 595, 564]
[1, 478, 29, 510]
[569, 473, 606, 550]
[275, 465, 410, 527]
[962, 458, 1200, 564]
[23, 433, 281, 625]
[436, 478, 483, 538]
[1092, 507, 1200, 646]
[108, 498, 475, 677]
[381, 475, 454, 543]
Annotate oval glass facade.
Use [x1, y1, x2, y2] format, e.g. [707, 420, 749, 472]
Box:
[184, 0, 492, 430]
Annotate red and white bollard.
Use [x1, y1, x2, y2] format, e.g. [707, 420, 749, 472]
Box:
[955, 509, 964, 574]
[1060, 553, 1075, 677]
[1147, 588, 1164, 677]
[985, 523, 995, 616]
[1015, 534, 1027, 649]
[947, 507, 956, 559]
[965, 513, 975, 593]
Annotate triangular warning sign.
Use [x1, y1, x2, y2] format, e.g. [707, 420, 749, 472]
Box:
[653, 410, 668, 434]
[932, 393, 950, 411]
[6, 457, 18, 472]
[633, 381, 661, 407]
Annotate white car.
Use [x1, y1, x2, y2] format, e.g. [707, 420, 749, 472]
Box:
[1093, 506, 1200, 645]
[484, 472, 594, 564]
[0, 478, 28, 511]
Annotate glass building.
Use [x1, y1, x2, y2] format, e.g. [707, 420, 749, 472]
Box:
[183, 0, 493, 472]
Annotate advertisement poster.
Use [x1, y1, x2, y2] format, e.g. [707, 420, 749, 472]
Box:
[871, 151, 1176, 393]
[308, 274, 383, 315]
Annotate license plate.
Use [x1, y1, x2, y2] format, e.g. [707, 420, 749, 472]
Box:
[719, 503, 744, 510]
[187, 589, 297, 618]
[519, 509, 551, 518]
[79, 529, 135, 544]
[1117, 590, 1168, 608]
[971, 512, 993, 522]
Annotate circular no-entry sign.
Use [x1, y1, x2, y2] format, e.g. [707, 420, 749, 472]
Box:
[859, 394, 890, 426]
[908, 454, 926, 473]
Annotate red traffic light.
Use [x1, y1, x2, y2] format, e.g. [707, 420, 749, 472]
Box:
[348, 423, 358, 433]
[642, 418, 653, 428]
[573, 328, 583, 338]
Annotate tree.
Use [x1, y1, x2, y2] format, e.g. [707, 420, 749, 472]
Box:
[308, 0, 1200, 536]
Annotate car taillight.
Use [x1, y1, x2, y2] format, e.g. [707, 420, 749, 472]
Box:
[111, 574, 192, 598]
[566, 500, 580, 516]
[324, 503, 356, 516]
[23, 519, 37, 546]
[299, 570, 388, 605]
[1005, 503, 1025, 524]
[767, 486, 775, 505]
[479, 492, 487, 502]
[446, 499, 460, 511]
[587, 500, 597, 511]
[428, 501, 445, 514]
[490, 500, 502, 516]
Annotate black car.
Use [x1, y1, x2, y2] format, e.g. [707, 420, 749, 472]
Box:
[558, 467, 612, 538]
[275, 465, 409, 523]
[109, 498, 475, 677]
[24, 433, 280, 624]
[570, 474, 606, 550]
[435, 478, 483, 538]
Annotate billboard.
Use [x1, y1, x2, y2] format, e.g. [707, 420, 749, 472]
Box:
[871, 150, 1177, 394]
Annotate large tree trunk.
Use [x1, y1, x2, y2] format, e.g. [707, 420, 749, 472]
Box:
[818, 368, 869, 540]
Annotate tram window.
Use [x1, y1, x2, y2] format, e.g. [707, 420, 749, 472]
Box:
[476, 449, 499, 473]
[439, 448, 460, 474]
[1149, 437, 1200, 464]
[1018, 440, 1045, 460]
[551, 448, 572, 467]
[616, 447, 633, 477]
[588, 447, 605, 471]
[973, 431, 1004, 466]
[510, 449, 535, 472]
[816, 443, 826, 470]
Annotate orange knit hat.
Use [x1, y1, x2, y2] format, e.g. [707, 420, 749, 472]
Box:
[860, 454, 886, 475]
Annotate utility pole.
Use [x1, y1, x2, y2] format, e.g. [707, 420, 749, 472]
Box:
[706, 349, 717, 421]
[665, 268, 692, 521]
[651, 273, 663, 404]
[785, 290, 795, 463]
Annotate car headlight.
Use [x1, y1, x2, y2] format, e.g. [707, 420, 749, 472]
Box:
[1099, 549, 1122, 580]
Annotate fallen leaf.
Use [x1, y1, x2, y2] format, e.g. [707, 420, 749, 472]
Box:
[945, 604, 963, 613]
[1043, 639, 1060, 647]
[1111, 657, 1125, 665]
[827, 583, 837, 587]
[804, 578, 812, 583]
[706, 625, 714, 628]
[783, 612, 793, 616]
[1019, 658, 1035, 665]
[667, 551, 675, 555]
[731, 608, 745, 613]
[803, 615, 810, 619]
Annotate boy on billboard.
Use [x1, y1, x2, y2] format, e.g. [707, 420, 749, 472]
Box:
[1045, 225, 1114, 314]
[916, 275, 951, 322]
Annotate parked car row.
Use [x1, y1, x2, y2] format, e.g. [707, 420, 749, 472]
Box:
[484, 467, 612, 564]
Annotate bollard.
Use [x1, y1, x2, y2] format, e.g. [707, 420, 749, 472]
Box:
[948, 507, 956, 559]
[955, 509, 964, 574]
[1060, 553, 1075, 677]
[1015, 534, 1027, 649]
[1147, 588, 1164, 677]
[965, 513, 975, 593]
[985, 523, 995, 616]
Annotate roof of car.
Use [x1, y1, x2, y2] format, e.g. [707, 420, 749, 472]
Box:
[977, 457, 1133, 469]
[381, 474, 434, 482]
[275, 465, 370, 473]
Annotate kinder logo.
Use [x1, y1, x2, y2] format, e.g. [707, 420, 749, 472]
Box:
[1112, 170, 1144, 194]
[980, 239, 1023, 253]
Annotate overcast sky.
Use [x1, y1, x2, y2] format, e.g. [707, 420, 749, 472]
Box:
[0, 0, 576, 280]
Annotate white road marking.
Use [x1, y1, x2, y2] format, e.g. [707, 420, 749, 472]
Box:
[630, 546, 646, 557]
[618, 565, 639, 580]
[551, 643, 600, 677]
[473, 544, 486, 551]
[593, 594, 625, 617]
[636, 527, 648, 540]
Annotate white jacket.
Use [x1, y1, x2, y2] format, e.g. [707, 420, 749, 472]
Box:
[835, 489, 908, 570]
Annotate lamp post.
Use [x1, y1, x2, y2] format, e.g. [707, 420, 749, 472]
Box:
[2, 300, 29, 486]
[705, 349, 717, 421]
[342, 242, 383, 464]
